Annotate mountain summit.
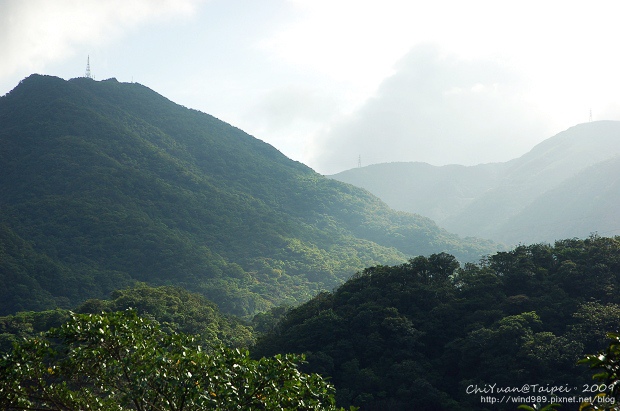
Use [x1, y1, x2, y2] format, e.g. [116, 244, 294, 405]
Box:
[0, 75, 496, 316]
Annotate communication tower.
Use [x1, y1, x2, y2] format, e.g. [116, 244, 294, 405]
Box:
[85, 56, 93, 79]
[358, 155, 362, 168]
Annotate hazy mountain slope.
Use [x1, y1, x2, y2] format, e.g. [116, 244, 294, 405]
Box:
[330, 121, 620, 245]
[496, 155, 620, 244]
[442, 121, 620, 240]
[330, 161, 508, 222]
[0, 74, 496, 316]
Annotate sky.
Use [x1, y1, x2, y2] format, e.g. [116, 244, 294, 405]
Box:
[2, 0, 620, 175]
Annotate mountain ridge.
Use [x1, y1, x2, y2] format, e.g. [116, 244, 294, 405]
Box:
[0, 74, 497, 317]
[330, 121, 620, 244]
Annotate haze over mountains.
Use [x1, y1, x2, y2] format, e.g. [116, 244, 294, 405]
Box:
[0, 74, 497, 317]
[330, 121, 620, 245]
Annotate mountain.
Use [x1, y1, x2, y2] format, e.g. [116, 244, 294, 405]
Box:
[328, 161, 509, 223]
[330, 121, 620, 245]
[497, 155, 620, 243]
[0, 74, 497, 317]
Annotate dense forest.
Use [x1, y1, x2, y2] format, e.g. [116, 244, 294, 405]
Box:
[0, 74, 497, 318]
[254, 236, 620, 410]
[2, 237, 620, 409]
[0, 283, 255, 353]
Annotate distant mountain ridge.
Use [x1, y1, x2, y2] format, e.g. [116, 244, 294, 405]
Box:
[0, 74, 497, 317]
[330, 121, 620, 245]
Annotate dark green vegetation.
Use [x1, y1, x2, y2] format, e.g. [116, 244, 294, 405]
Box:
[0, 74, 496, 318]
[0, 309, 348, 411]
[330, 121, 620, 245]
[0, 283, 254, 353]
[2, 241, 619, 410]
[254, 236, 620, 410]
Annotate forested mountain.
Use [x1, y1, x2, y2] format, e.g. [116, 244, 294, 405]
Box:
[0, 74, 496, 317]
[254, 235, 620, 410]
[330, 121, 620, 245]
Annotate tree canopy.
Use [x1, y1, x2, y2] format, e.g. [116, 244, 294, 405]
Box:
[254, 236, 620, 410]
[0, 283, 255, 354]
[0, 309, 348, 411]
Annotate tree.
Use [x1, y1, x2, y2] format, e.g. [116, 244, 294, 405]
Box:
[0, 309, 347, 410]
[579, 332, 620, 410]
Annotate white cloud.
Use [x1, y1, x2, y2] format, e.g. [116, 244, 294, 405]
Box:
[237, 84, 340, 162]
[248, 85, 338, 131]
[0, 0, 202, 78]
[309, 45, 549, 174]
[259, 0, 428, 108]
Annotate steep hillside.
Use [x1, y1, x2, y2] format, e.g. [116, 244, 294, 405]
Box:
[0, 74, 496, 317]
[330, 121, 620, 245]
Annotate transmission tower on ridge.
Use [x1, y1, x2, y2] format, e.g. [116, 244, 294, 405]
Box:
[85, 55, 93, 79]
[358, 155, 362, 168]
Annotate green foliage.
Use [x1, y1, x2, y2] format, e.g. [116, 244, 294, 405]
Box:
[255, 238, 620, 410]
[579, 332, 620, 410]
[0, 284, 255, 354]
[0, 309, 345, 410]
[0, 224, 76, 313]
[0, 309, 69, 352]
[0, 74, 498, 318]
[76, 283, 256, 348]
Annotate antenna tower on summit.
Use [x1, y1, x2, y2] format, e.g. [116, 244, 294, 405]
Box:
[85, 55, 93, 79]
[358, 155, 362, 168]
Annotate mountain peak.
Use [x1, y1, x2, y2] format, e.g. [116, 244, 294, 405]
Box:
[0, 74, 497, 316]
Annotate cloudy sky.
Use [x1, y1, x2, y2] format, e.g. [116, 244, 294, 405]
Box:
[2, 0, 619, 174]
